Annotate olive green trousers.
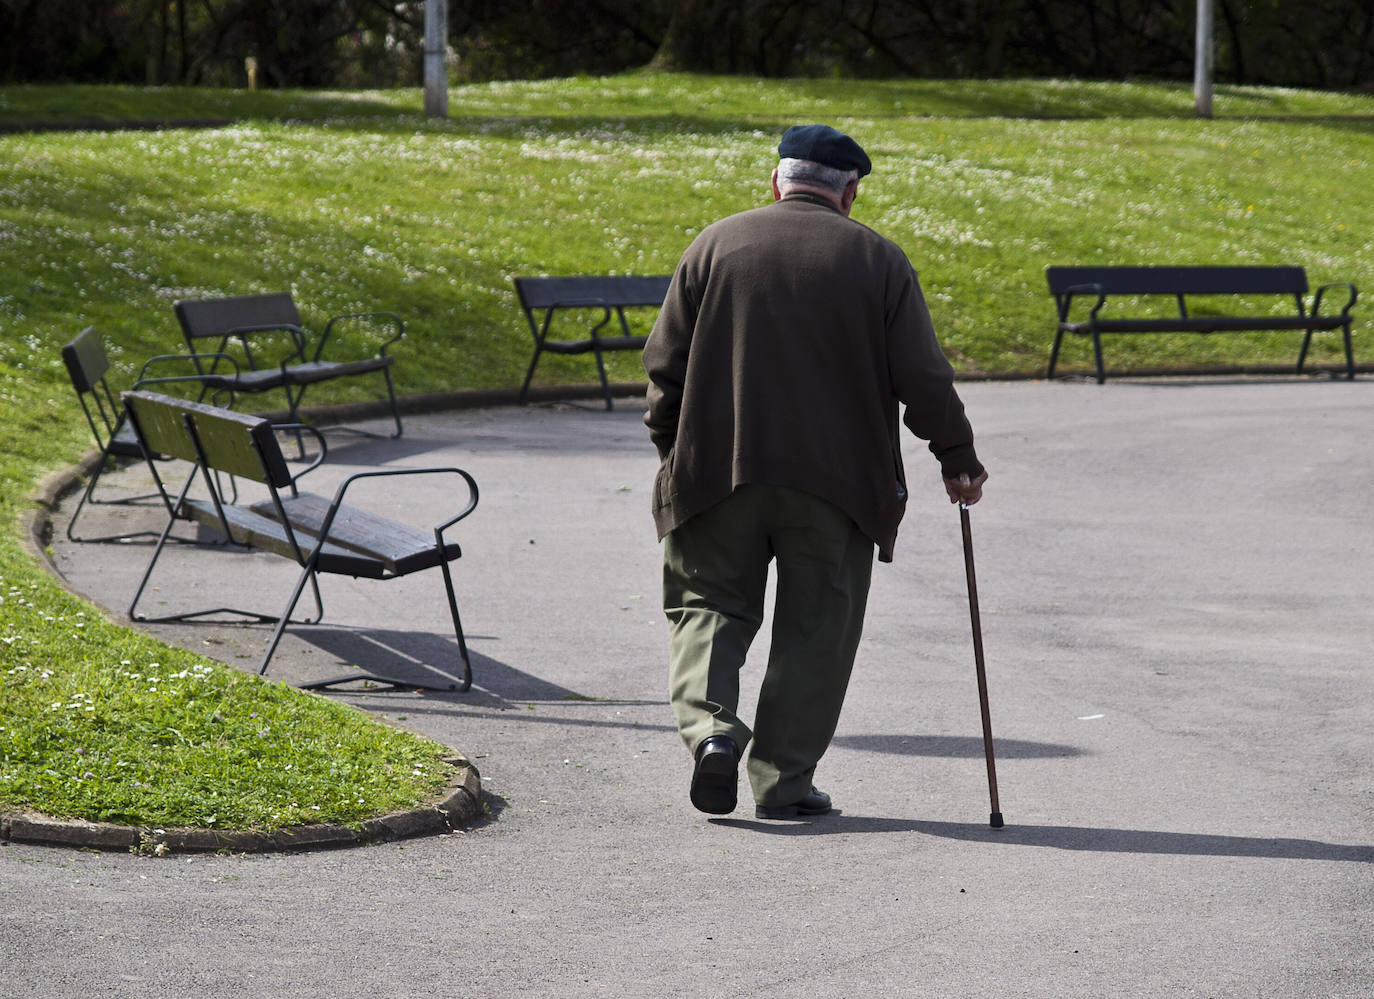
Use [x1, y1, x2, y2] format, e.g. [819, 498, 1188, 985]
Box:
[662, 484, 875, 806]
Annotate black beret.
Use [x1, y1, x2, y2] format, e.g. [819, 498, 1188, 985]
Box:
[777, 124, 872, 178]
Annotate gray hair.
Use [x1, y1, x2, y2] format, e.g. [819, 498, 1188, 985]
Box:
[776, 156, 859, 196]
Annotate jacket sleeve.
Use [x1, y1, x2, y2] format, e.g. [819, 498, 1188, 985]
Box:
[642, 258, 697, 460]
[886, 260, 985, 480]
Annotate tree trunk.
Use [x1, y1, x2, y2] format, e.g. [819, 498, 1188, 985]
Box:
[650, 0, 743, 72]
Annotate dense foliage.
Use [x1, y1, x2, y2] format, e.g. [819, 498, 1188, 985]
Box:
[5, 1, 1374, 89]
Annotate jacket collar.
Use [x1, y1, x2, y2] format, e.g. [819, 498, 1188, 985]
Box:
[778, 191, 843, 212]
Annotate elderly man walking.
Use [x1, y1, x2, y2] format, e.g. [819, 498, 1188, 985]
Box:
[643, 124, 987, 819]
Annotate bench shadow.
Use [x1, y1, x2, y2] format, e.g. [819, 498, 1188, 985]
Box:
[293, 626, 668, 713]
[293, 626, 566, 698]
[831, 733, 1081, 759]
[290, 432, 450, 465]
[712, 816, 1374, 862]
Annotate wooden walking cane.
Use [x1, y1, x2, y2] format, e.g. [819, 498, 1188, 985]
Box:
[960, 500, 1004, 828]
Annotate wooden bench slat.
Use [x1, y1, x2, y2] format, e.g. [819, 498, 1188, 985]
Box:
[179, 498, 386, 579]
[281, 356, 394, 384]
[1047, 265, 1310, 297]
[250, 493, 460, 576]
[514, 275, 672, 310]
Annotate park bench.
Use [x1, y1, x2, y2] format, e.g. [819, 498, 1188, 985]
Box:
[174, 291, 405, 437]
[1045, 265, 1358, 384]
[514, 275, 672, 410]
[122, 390, 480, 692]
[60, 325, 239, 543]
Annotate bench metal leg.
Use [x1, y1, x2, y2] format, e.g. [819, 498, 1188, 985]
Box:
[1296, 324, 1357, 380]
[257, 561, 326, 676]
[592, 345, 613, 411]
[65, 455, 168, 544]
[259, 560, 472, 694]
[1296, 328, 1314, 374]
[381, 366, 404, 437]
[1046, 329, 1065, 380]
[68, 458, 236, 546]
[518, 347, 542, 406]
[288, 368, 404, 440]
[129, 496, 325, 627]
[1048, 328, 1105, 382]
[438, 557, 474, 692]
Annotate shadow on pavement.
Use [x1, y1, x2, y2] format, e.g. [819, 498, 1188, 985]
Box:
[715, 815, 1374, 861]
[832, 733, 1083, 759]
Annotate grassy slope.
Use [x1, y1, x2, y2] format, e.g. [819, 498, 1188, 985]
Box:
[1, 74, 1372, 830]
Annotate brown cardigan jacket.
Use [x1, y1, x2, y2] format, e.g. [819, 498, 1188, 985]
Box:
[642, 193, 983, 562]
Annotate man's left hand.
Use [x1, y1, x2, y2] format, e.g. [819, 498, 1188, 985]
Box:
[944, 471, 987, 506]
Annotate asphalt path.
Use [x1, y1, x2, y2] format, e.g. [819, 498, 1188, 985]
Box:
[8, 377, 1374, 997]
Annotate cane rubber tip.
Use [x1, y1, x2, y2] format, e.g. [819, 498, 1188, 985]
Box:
[989, 812, 1004, 829]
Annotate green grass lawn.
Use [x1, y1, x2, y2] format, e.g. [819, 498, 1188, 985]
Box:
[2, 73, 1373, 834]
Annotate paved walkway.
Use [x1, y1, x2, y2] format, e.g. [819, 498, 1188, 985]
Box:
[8, 378, 1374, 997]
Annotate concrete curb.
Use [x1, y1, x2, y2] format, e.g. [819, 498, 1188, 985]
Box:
[0, 755, 484, 856]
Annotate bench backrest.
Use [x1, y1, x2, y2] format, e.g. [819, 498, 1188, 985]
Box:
[61, 326, 110, 394]
[1046, 266, 1309, 297]
[122, 390, 293, 488]
[174, 292, 302, 342]
[514, 275, 672, 311]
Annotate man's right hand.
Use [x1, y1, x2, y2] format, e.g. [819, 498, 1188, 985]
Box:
[944, 471, 987, 506]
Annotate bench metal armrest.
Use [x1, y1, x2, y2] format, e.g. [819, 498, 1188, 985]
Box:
[319, 311, 406, 363]
[539, 298, 613, 344]
[1057, 282, 1107, 322]
[266, 423, 328, 488]
[222, 322, 310, 371]
[1313, 282, 1357, 316]
[132, 353, 243, 410]
[433, 468, 481, 541]
[312, 466, 479, 546]
[136, 351, 240, 382]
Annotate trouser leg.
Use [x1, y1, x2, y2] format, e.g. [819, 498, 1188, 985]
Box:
[746, 490, 874, 807]
[662, 490, 770, 756]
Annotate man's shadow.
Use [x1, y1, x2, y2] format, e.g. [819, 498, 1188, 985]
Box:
[711, 815, 1373, 863]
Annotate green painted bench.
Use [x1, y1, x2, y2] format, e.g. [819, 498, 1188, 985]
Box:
[122, 390, 479, 691]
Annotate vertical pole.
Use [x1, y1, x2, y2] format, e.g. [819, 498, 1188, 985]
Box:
[1194, 0, 1214, 119]
[424, 0, 448, 119]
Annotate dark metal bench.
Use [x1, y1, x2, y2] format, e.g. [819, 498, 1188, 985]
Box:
[514, 275, 671, 410]
[60, 325, 238, 543]
[122, 390, 479, 692]
[174, 291, 405, 436]
[1046, 265, 1358, 383]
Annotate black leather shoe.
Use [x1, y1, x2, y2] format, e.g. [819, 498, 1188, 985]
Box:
[690, 736, 739, 815]
[755, 786, 832, 819]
